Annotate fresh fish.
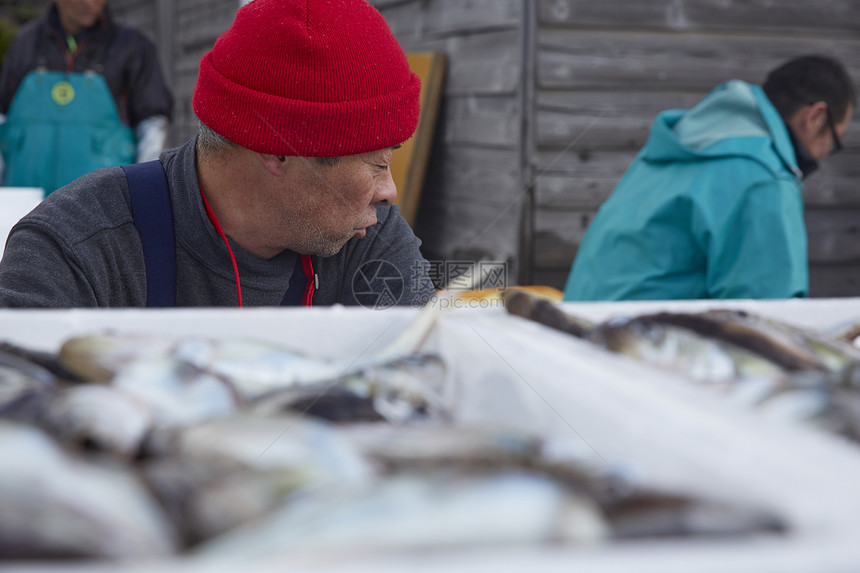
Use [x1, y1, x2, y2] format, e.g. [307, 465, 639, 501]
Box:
[340, 423, 544, 472]
[141, 414, 374, 547]
[590, 314, 789, 386]
[630, 312, 828, 373]
[698, 310, 860, 383]
[142, 456, 304, 548]
[0, 362, 54, 418]
[826, 320, 860, 349]
[829, 387, 860, 442]
[58, 306, 443, 405]
[111, 357, 241, 430]
[338, 423, 785, 541]
[58, 334, 179, 383]
[192, 469, 611, 564]
[143, 414, 373, 481]
[0, 341, 82, 382]
[603, 490, 785, 539]
[57, 264, 481, 402]
[0, 421, 177, 559]
[0, 346, 59, 425]
[41, 385, 153, 457]
[504, 290, 594, 338]
[252, 353, 448, 424]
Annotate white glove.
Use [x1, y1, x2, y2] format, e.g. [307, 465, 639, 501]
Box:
[135, 115, 169, 163]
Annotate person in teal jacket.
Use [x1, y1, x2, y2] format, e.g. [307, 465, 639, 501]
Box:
[564, 55, 855, 301]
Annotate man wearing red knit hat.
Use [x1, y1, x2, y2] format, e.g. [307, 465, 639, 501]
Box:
[0, 0, 434, 309]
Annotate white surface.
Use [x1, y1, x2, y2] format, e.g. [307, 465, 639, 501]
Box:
[2, 303, 860, 571]
[0, 187, 42, 256]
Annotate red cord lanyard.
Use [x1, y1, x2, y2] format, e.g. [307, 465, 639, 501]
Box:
[301, 253, 317, 306]
[199, 185, 316, 307]
[200, 185, 244, 306]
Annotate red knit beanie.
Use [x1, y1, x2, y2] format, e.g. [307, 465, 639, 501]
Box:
[193, 0, 421, 157]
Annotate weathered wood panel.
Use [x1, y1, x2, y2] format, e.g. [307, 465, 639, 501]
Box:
[372, 1, 525, 274]
[535, 174, 618, 211]
[534, 149, 860, 210]
[415, 196, 522, 266]
[806, 208, 860, 265]
[538, 31, 860, 91]
[413, 144, 523, 267]
[395, 30, 522, 96]
[377, 0, 521, 39]
[534, 149, 637, 176]
[532, 268, 570, 290]
[537, 91, 705, 150]
[443, 96, 520, 148]
[810, 265, 860, 298]
[419, 145, 522, 206]
[532, 208, 591, 269]
[538, 0, 860, 35]
[540, 104, 860, 154]
[110, 0, 156, 35]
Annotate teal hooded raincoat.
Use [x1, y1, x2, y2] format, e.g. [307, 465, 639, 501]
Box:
[564, 80, 808, 301]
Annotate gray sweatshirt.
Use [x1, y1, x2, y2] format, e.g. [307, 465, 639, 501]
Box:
[0, 138, 434, 308]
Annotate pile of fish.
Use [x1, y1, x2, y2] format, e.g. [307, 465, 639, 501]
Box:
[506, 291, 860, 442]
[0, 302, 787, 563]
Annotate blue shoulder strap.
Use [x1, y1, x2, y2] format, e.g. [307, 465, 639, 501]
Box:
[281, 266, 306, 305]
[122, 161, 176, 307]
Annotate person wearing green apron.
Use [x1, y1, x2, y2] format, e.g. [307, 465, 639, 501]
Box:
[0, 0, 173, 196]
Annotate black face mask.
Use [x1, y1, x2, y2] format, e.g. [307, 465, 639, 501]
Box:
[787, 126, 819, 179]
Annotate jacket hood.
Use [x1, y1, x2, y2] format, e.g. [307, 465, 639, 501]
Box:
[642, 80, 801, 178]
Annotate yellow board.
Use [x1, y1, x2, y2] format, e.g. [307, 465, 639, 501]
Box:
[391, 52, 446, 227]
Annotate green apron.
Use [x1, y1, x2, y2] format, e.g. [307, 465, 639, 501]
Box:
[0, 69, 135, 196]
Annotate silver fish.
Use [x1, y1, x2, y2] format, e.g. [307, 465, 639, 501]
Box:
[192, 469, 610, 564]
[0, 421, 177, 559]
[41, 385, 153, 457]
[504, 289, 594, 338]
[141, 414, 373, 547]
[0, 346, 57, 418]
[591, 314, 789, 386]
[251, 353, 449, 424]
[56, 275, 471, 402]
[111, 356, 240, 430]
[143, 414, 373, 481]
[700, 309, 860, 383]
[604, 490, 785, 539]
[142, 456, 303, 547]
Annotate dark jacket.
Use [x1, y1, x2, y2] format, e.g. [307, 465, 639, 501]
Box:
[0, 138, 434, 308]
[0, 3, 173, 126]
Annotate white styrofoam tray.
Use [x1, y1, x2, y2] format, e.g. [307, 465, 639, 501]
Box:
[1, 302, 860, 572]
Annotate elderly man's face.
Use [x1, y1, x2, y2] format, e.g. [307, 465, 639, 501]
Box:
[266, 148, 398, 258]
[56, 0, 107, 35]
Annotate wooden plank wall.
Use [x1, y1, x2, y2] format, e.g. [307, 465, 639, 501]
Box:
[369, 0, 526, 280]
[532, 0, 860, 297]
[111, 0, 238, 146]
